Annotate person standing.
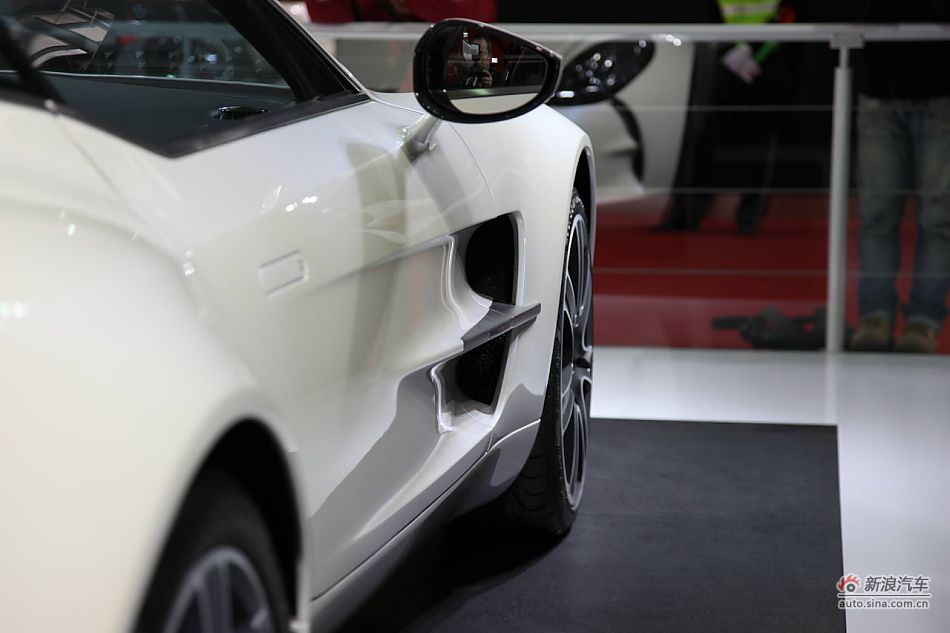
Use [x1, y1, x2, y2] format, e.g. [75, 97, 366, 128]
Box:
[850, 0, 950, 353]
[655, 0, 794, 234]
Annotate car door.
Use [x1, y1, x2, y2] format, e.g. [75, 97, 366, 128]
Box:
[2, 0, 499, 598]
[153, 99, 499, 597]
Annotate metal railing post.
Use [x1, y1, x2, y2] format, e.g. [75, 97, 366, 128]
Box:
[826, 35, 862, 352]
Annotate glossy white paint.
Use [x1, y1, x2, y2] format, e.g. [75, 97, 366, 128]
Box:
[0, 57, 591, 633]
[0, 101, 280, 633]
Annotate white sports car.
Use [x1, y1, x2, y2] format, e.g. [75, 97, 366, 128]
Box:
[0, 3, 594, 633]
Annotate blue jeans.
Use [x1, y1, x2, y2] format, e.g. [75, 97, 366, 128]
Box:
[857, 95, 950, 330]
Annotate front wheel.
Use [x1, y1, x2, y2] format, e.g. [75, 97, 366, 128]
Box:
[500, 188, 593, 535]
[136, 472, 290, 633]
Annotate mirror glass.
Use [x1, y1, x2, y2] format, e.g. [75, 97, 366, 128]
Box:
[438, 25, 549, 116]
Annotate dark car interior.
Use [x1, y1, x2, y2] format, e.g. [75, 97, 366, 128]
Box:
[0, 0, 355, 153]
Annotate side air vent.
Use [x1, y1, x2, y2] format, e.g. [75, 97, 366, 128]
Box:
[454, 334, 510, 406]
[456, 214, 518, 406]
[464, 214, 516, 303]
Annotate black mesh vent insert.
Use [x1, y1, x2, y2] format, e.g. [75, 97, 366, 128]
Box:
[456, 215, 517, 406]
[464, 215, 515, 303]
[456, 333, 510, 405]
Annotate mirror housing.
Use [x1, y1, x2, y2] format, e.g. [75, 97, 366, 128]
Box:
[413, 19, 561, 124]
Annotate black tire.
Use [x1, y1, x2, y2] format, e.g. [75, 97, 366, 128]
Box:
[136, 471, 291, 633]
[500, 188, 593, 535]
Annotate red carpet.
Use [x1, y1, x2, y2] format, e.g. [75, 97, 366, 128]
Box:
[592, 194, 950, 352]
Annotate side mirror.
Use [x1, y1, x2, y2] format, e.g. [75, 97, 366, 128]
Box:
[413, 19, 561, 124]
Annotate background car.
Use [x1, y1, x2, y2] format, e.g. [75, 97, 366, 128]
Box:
[0, 3, 594, 632]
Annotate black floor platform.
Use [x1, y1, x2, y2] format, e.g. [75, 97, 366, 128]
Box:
[338, 419, 846, 633]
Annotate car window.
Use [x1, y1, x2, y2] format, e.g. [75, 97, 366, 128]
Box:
[4, 1, 287, 85]
[0, 0, 356, 152]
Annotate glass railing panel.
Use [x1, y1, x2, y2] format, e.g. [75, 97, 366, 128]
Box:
[300, 18, 950, 353]
[846, 44, 950, 354]
[587, 40, 835, 350]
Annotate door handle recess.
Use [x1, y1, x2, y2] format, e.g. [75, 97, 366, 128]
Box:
[258, 251, 307, 295]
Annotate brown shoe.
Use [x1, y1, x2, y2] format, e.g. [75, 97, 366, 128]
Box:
[895, 322, 938, 354]
[850, 315, 893, 352]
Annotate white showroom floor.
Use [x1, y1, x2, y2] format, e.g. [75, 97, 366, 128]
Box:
[592, 347, 950, 633]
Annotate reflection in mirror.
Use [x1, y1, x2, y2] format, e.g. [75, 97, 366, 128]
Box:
[440, 25, 547, 115]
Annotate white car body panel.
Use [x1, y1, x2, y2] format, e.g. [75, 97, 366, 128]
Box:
[1, 50, 592, 630]
[58, 96, 504, 596]
[0, 101, 286, 633]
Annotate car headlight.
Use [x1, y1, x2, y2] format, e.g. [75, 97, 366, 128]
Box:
[550, 41, 655, 106]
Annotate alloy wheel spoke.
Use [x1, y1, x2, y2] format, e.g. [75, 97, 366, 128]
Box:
[570, 402, 581, 492]
[235, 607, 271, 633]
[563, 273, 578, 328]
[574, 244, 590, 319]
[195, 577, 216, 633]
[215, 561, 235, 633]
[561, 379, 576, 436]
[248, 607, 273, 633]
[576, 261, 593, 332]
[577, 377, 591, 447]
[166, 548, 272, 633]
[570, 231, 584, 310]
[560, 362, 573, 400]
[568, 220, 593, 365]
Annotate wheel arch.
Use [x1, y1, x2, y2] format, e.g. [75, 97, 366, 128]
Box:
[574, 145, 597, 251]
[133, 415, 308, 633]
[195, 419, 303, 616]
